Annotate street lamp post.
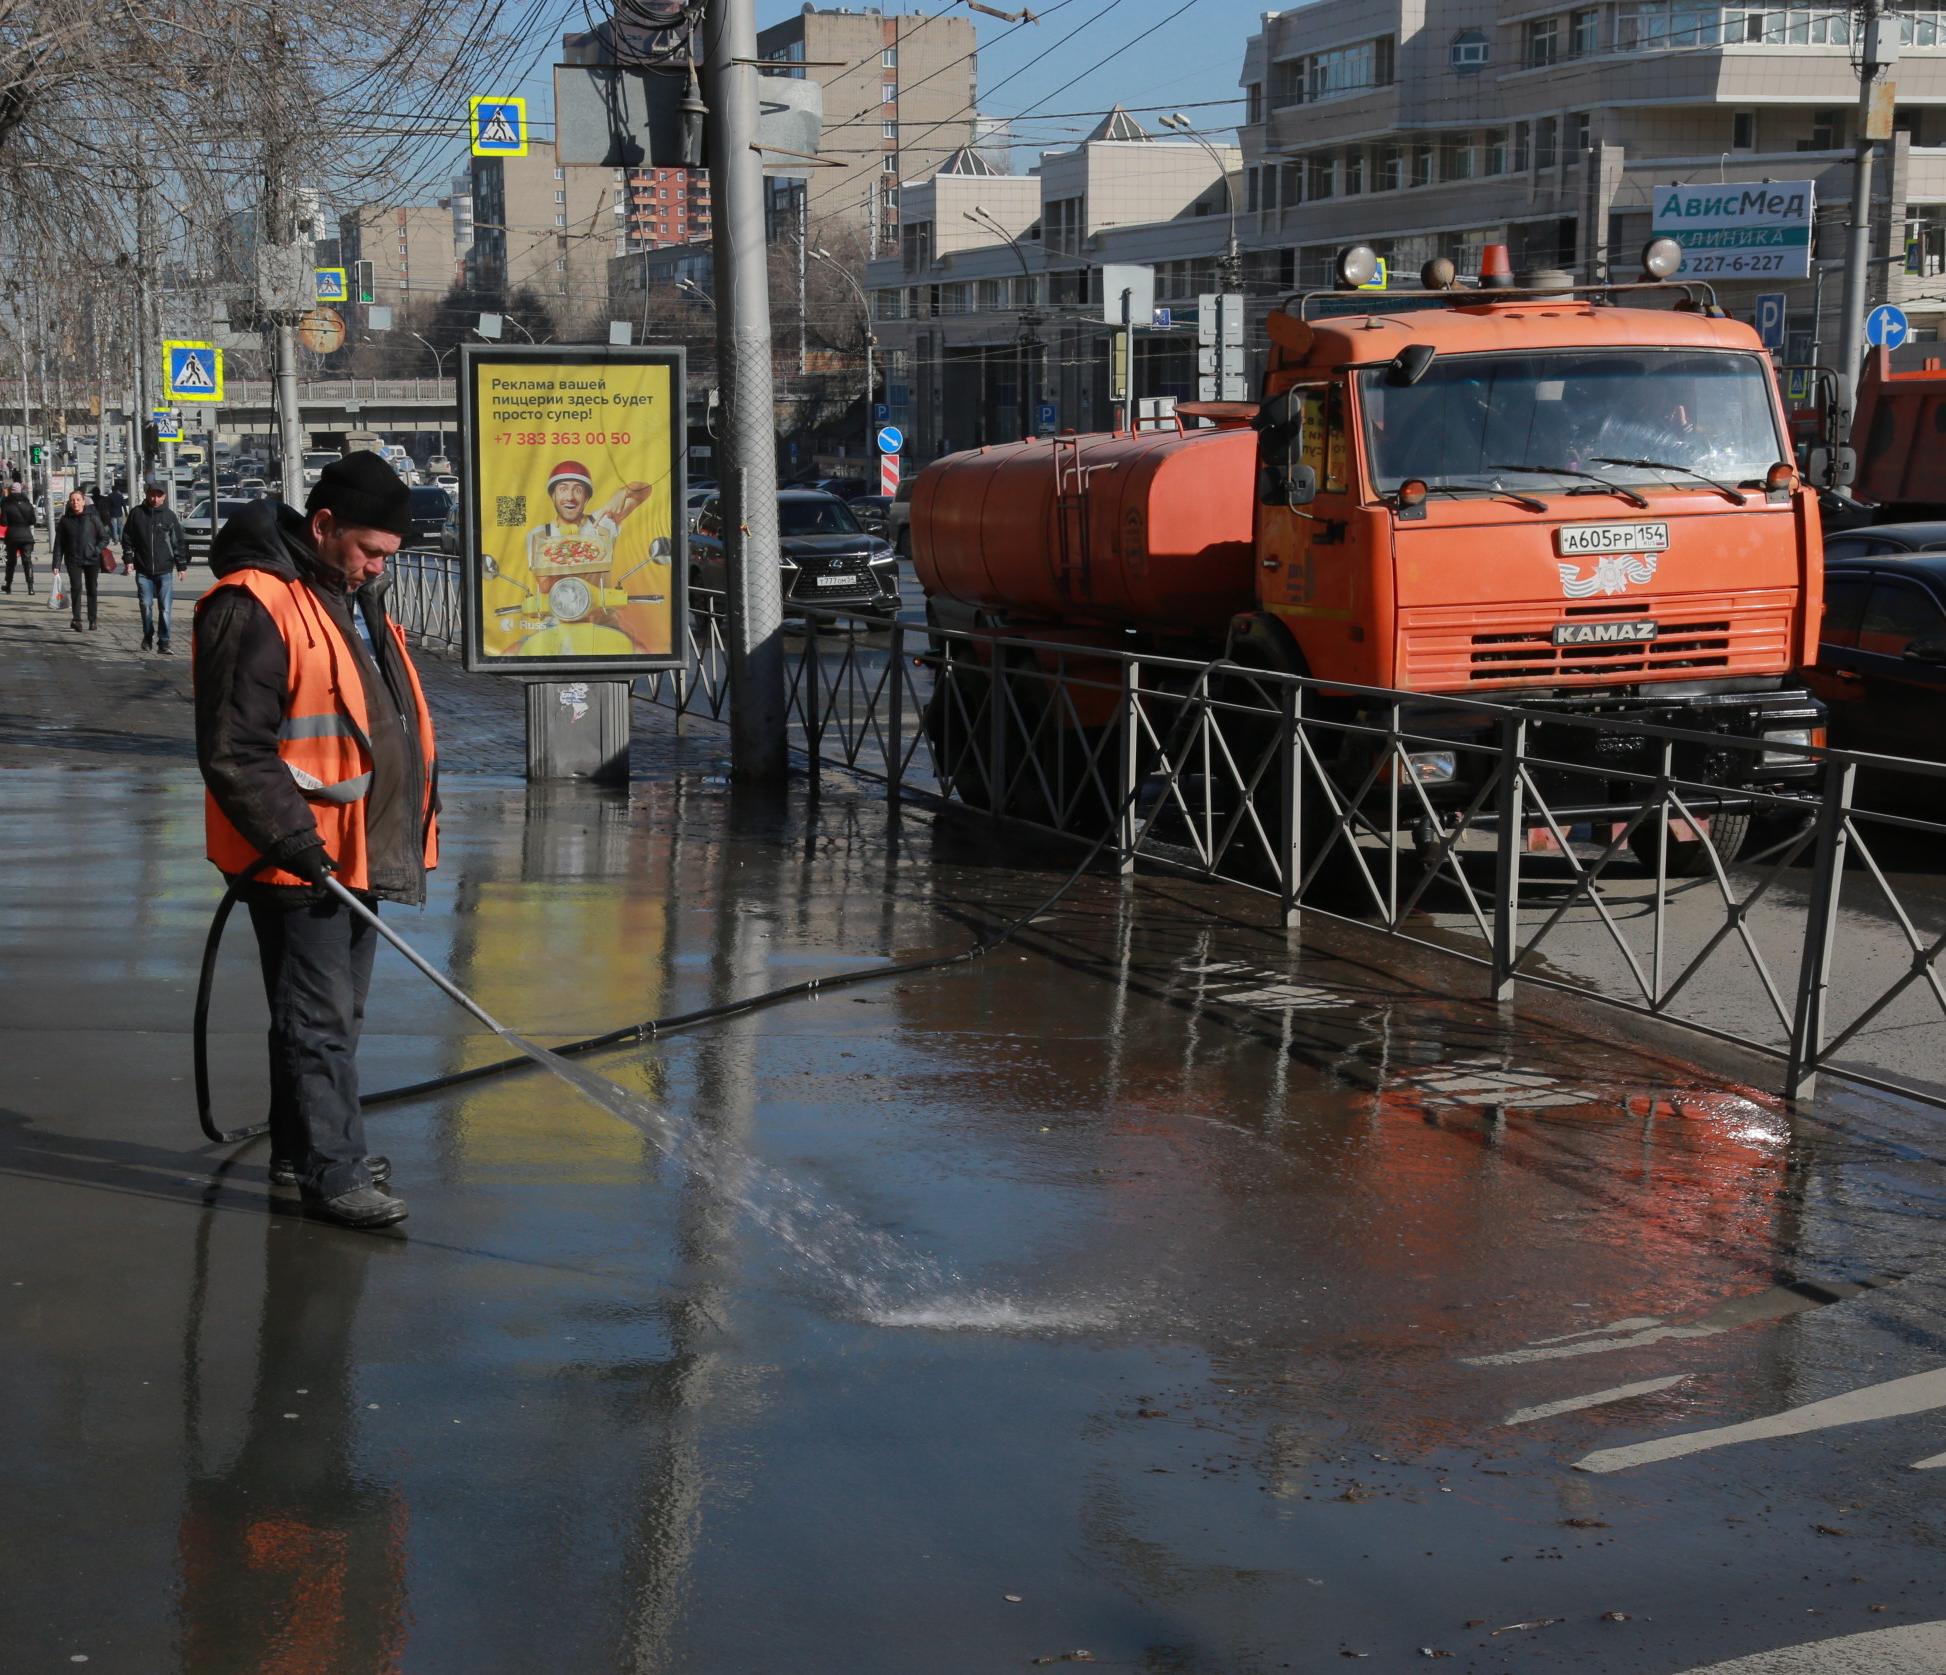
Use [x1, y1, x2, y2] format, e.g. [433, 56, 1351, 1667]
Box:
[810, 246, 875, 468]
[410, 332, 453, 464]
[965, 207, 1044, 438]
[1161, 113, 1242, 293]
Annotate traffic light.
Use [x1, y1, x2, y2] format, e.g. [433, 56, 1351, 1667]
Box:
[29, 443, 42, 464]
[355, 260, 375, 305]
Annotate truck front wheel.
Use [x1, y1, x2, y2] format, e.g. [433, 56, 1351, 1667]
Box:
[1627, 809, 1752, 877]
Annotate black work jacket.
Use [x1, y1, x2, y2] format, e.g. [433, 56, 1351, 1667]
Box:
[193, 500, 433, 905]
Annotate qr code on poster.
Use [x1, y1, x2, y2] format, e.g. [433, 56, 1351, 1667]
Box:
[495, 494, 526, 528]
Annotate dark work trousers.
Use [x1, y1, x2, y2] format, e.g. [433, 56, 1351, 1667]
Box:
[3, 540, 32, 590]
[247, 888, 379, 1199]
[65, 559, 98, 627]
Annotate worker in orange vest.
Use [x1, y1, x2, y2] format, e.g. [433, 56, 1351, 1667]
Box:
[193, 454, 437, 1230]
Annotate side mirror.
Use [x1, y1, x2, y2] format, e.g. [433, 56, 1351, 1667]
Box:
[1253, 387, 1312, 507]
[1387, 343, 1438, 387]
[1903, 635, 1946, 666]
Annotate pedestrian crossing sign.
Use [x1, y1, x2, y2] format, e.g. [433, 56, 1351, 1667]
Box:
[315, 267, 348, 303]
[164, 341, 223, 403]
[470, 95, 528, 157]
[152, 408, 182, 444]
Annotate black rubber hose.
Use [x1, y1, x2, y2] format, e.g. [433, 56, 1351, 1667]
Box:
[193, 858, 272, 1145]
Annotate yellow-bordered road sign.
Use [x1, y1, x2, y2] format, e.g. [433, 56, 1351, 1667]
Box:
[315, 267, 348, 303]
[164, 341, 224, 402]
[470, 96, 528, 157]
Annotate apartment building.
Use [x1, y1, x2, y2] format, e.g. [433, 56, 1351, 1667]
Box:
[866, 113, 1241, 456]
[338, 204, 459, 313]
[470, 148, 630, 325]
[758, 5, 979, 251]
[1238, 0, 1946, 351]
[627, 165, 713, 249]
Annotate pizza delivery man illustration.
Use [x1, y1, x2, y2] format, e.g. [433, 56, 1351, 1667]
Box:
[482, 459, 658, 656]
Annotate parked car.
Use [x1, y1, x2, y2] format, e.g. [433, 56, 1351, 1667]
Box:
[404, 485, 452, 546]
[848, 494, 893, 538]
[811, 475, 873, 502]
[689, 489, 899, 614]
[1811, 525, 1946, 803]
[182, 497, 258, 562]
[685, 485, 716, 533]
[439, 501, 461, 556]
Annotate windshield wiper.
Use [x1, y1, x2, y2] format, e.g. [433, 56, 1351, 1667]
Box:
[1592, 456, 1749, 505]
[1410, 482, 1547, 513]
[1486, 462, 1651, 510]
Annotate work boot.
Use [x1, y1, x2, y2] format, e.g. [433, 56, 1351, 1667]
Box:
[270, 1153, 391, 1188]
[302, 1184, 409, 1230]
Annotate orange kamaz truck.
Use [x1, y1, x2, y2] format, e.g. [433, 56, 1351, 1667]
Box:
[911, 241, 1824, 873]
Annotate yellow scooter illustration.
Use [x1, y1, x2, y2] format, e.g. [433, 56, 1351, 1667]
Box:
[485, 540, 671, 656]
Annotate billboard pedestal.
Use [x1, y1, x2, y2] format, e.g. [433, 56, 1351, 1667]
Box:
[524, 680, 631, 784]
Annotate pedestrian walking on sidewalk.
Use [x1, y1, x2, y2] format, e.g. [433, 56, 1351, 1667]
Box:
[98, 482, 128, 544]
[52, 488, 108, 631]
[193, 453, 439, 1231]
[122, 481, 187, 652]
[2, 479, 35, 594]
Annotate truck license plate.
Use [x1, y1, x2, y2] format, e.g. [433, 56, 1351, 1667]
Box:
[1557, 522, 1669, 556]
[1553, 618, 1659, 645]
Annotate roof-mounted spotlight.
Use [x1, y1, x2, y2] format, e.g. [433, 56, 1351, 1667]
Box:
[1641, 236, 1684, 281]
[1335, 244, 1381, 291]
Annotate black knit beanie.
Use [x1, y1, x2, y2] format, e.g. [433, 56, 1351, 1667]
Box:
[306, 451, 413, 539]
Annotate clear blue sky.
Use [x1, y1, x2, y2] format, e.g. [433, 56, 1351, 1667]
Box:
[506, 0, 1261, 166]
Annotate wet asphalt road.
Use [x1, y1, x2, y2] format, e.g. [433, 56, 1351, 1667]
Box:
[7, 746, 1946, 1673]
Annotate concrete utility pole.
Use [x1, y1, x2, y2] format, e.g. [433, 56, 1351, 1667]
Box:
[705, 0, 788, 782]
[1839, 0, 1898, 444]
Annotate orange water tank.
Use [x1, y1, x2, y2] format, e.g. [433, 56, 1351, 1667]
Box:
[911, 426, 1258, 634]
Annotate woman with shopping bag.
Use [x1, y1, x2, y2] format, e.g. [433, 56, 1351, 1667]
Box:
[52, 489, 109, 632]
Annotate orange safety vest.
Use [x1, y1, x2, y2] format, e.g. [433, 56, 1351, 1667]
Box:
[199, 568, 439, 890]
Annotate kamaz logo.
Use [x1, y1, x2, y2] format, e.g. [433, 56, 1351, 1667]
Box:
[1552, 618, 1660, 646]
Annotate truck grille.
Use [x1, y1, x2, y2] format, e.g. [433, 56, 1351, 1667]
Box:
[1396, 591, 1796, 689]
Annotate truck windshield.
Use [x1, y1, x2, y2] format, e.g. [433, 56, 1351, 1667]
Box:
[1358, 349, 1784, 496]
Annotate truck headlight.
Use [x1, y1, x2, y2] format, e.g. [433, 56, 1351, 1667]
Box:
[1762, 726, 1816, 765]
[1385, 750, 1456, 785]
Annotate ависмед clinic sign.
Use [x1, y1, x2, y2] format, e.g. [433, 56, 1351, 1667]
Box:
[1651, 180, 1815, 280]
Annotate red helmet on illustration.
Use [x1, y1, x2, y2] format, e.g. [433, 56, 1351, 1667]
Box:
[547, 461, 594, 492]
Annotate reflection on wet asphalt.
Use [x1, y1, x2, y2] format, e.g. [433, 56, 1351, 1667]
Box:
[6, 759, 1946, 1672]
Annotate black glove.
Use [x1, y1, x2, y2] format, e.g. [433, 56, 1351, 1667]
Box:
[268, 834, 336, 886]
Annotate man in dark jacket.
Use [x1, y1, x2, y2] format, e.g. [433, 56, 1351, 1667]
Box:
[2, 479, 35, 593]
[122, 481, 188, 652]
[194, 455, 438, 1230]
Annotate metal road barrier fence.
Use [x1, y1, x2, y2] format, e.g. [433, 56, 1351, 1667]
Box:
[387, 549, 464, 649]
[394, 564, 1946, 1114]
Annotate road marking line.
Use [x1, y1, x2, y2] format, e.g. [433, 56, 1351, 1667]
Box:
[1503, 1374, 1689, 1426]
[1909, 1449, 1946, 1469]
[1574, 1366, 1946, 1474]
[1670, 1619, 1946, 1673]
[1529, 1317, 1664, 1344]
[1465, 1323, 1717, 1367]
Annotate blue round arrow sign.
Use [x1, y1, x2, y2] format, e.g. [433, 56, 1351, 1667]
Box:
[1867, 304, 1909, 349]
[876, 425, 904, 455]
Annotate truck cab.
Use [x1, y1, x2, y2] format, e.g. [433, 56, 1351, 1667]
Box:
[1241, 244, 1824, 858]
